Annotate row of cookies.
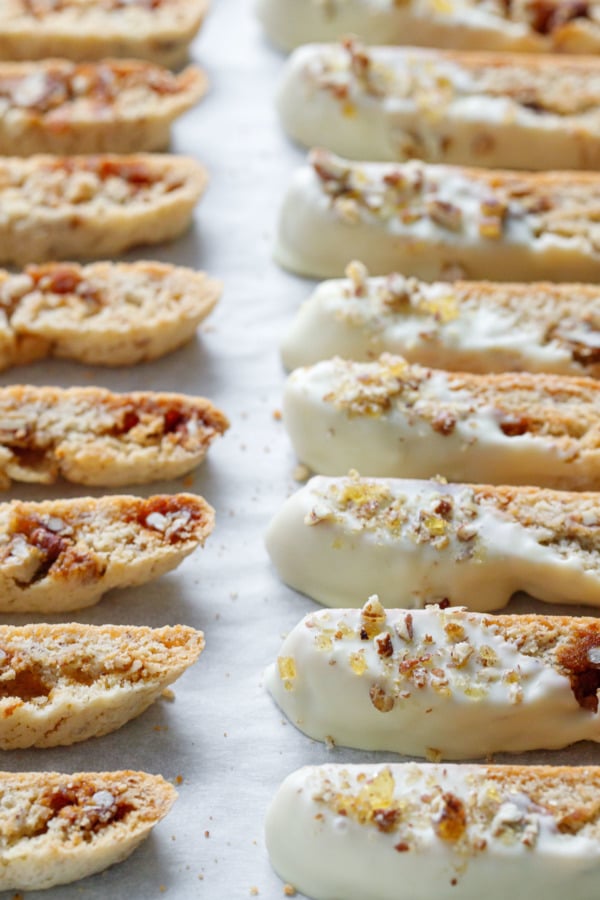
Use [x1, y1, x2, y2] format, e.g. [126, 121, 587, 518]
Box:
[258, 6, 600, 900]
[0, 1, 224, 892]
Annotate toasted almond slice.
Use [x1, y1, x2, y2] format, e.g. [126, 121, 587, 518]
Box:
[268, 602, 600, 758]
[0, 261, 221, 368]
[0, 0, 208, 68]
[281, 263, 600, 377]
[0, 769, 175, 891]
[266, 475, 600, 609]
[0, 154, 207, 265]
[283, 354, 600, 488]
[0, 493, 213, 612]
[266, 763, 600, 900]
[0, 60, 207, 155]
[279, 42, 600, 169]
[0, 384, 228, 488]
[276, 150, 600, 280]
[0, 622, 203, 747]
[259, 0, 600, 54]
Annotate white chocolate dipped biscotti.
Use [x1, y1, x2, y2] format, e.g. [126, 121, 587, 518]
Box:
[0, 770, 175, 890]
[0, 154, 206, 266]
[268, 599, 600, 757]
[0, 60, 207, 155]
[282, 262, 600, 376]
[0, 0, 208, 68]
[266, 475, 600, 609]
[258, 0, 600, 54]
[283, 355, 600, 487]
[0, 493, 213, 613]
[276, 150, 600, 280]
[0, 261, 221, 369]
[0, 385, 228, 488]
[279, 41, 600, 170]
[266, 763, 600, 900]
[0, 623, 203, 748]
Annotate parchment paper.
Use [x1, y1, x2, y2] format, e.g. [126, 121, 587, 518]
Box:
[1, 3, 598, 898]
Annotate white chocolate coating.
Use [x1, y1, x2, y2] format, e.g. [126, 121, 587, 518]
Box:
[282, 356, 600, 488]
[278, 43, 600, 169]
[257, 0, 600, 54]
[266, 602, 600, 757]
[275, 152, 600, 280]
[266, 763, 600, 900]
[265, 476, 600, 609]
[281, 264, 600, 375]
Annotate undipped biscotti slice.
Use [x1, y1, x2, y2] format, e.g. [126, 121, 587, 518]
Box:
[279, 41, 600, 170]
[268, 599, 600, 758]
[276, 149, 600, 280]
[283, 354, 600, 487]
[258, 0, 600, 54]
[0, 60, 207, 155]
[0, 261, 221, 369]
[0, 385, 228, 488]
[0, 622, 203, 748]
[0, 154, 206, 266]
[266, 474, 600, 610]
[0, 493, 214, 613]
[266, 763, 600, 900]
[282, 261, 600, 376]
[0, 0, 208, 68]
[0, 770, 175, 891]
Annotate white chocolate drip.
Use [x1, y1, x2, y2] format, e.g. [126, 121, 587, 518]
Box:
[266, 601, 600, 758]
[266, 762, 600, 900]
[266, 475, 600, 609]
[282, 356, 600, 488]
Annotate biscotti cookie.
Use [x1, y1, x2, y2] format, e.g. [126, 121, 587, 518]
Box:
[0, 261, 220, 369]
[276, 149, 600, 280]
[279, 41, 600, 170]
[282, 262, 600, 375]
[268, 600, 600, 757]
[0, 60, 207, 155]
[267, 475, 600, 609]
[283, 354, 600, 487]
[0, 493, 213, 613]
[0, 385, 228, 488]
[0, 623, 203, 748]
[0, 0, 207, 67]
[258, 0, 600, 54]
[0, 770, 175, 890]
[0, 154, 206, 266]
[266, 763, 600, 900]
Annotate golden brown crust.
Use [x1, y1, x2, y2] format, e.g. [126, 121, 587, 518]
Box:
[329, 355, 600, 449]
[0, 493, 214, 612]
[0, 623, 204, 747]
[0, 769, 176, 890]
[0, 768, 176, 825]
[481, 766, 600, 833]
[0, 60, 207, 154]
[0, 385, 229, 488]
[0, 261, 221, 368]
[443, 368, 600, 443]
[489, 612, 600, 712]
[0, 0, 208, 67]
[0, 154, 207, 265]
[472, 482, 600, 541]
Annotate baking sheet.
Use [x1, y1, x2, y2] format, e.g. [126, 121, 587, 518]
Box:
[1, 3, 599, 898]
